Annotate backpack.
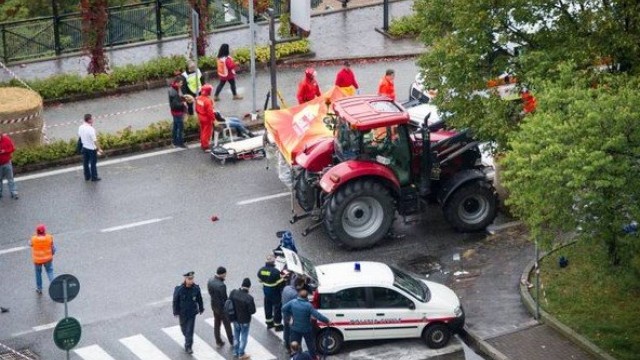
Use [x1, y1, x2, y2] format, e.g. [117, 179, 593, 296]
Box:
[224, 292, 236, 321]
[217, 57, 228, 78]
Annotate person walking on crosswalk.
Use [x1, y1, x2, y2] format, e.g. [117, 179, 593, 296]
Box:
[257, 254, 285, 331]
[282, 288, 330, 360]
[207, 266, 234, 348]
[229, 278, 256, 359]
[173, 271, 204, 354]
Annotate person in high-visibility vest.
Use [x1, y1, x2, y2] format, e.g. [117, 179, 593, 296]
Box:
[30, 224, 55, 294]
[195, 84, 216, 152]
[181, 60, 204, 116]
[214, 44, 243, 101]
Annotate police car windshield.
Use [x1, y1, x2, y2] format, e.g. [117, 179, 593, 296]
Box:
[390, 266, 429, 302]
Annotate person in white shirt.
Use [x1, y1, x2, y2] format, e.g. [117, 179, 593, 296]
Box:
[78, 114, 103, 182]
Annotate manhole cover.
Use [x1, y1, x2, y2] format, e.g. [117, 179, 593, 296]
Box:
[0, 349, 39, 360]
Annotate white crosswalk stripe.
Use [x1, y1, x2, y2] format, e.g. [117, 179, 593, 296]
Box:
[204, 317, 277, 360]
[74, 344, 117, 360]
[119, 334, 171, 360]
[253, 306, 284, 341]
[162, 325, 227, 360]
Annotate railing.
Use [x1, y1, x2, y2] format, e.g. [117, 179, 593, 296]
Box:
[0, 0, 312, 64]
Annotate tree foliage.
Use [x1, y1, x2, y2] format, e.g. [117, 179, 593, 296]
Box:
[414, 0, 640, 270]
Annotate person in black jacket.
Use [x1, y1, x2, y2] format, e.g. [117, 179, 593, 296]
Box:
[229, 278, 256, 360]
[257, 254, 284, 331]
[168, 76, 187, 148]
[173, 271, 204, 354]
[207, 266, 233, 347]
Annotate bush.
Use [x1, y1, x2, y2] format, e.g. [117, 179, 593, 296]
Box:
[1, 40, 312, 101]
[388, 14, 422, 38]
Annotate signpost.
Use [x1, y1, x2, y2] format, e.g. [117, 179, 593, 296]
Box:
[191, 9, 201, 95]
[50, 274, 81, 359]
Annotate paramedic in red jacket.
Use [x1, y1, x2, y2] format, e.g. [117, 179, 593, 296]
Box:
[296, 68, 321, 105]
[196, 84, 216, 151]
[335, 60, 359, 96]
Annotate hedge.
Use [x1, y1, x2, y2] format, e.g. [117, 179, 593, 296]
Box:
[387, 14, 422, 38]
[1, 40, 311, 101]
[12, 116, 200, 168]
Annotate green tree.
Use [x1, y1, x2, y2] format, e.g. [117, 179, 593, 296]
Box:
[502, 66, 640, 274]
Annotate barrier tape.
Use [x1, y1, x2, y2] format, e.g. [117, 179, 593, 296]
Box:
[0, 60, 33, 91]
[0, 110, 42, 125]
[0, 341, 36, 360]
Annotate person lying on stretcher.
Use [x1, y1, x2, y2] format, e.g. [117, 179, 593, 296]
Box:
[213, 112, 255, 145]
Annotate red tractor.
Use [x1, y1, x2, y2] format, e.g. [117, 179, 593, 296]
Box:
[291, 95, 498, 249]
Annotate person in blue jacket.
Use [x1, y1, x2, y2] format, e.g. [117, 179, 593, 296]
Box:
[282, 288, 330, 359]
[173, 271, 204, 354]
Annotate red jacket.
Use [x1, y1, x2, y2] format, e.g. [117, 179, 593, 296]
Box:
[335, 68, 359, 89]
[0, 134, 15, 165]
[378, 75, 395, 101]
[195, 95, 215, 123]
[297, 78, 321, 104]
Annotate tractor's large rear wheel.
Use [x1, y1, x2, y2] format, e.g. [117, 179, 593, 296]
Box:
[323, 180, 394, 249]
[443, 181, 497, 232]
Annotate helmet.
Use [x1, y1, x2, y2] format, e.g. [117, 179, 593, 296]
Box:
[200, 84, 213, 96]
[36, 224, 46, 235]
[305, 67, 316, 79]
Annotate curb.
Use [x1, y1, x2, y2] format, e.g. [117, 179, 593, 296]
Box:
[460, 328, 509, 360]
[519, 242, 617, 360]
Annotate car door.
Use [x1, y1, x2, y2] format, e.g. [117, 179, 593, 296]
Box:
[369, 286, 421, 339]
[319, 287, 375, 340]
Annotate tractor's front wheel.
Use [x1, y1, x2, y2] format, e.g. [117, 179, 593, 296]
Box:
[323, 180, 395, 249]
[443, 181, 497, 232]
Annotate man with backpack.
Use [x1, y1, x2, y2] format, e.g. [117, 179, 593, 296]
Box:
[228, 278, 256, 360]
[207, 266, 233, 348]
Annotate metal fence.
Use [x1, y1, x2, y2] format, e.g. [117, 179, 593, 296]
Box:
[0, 0, 317, 63]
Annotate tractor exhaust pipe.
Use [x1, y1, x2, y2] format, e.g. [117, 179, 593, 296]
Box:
[419, 114, 432, 197]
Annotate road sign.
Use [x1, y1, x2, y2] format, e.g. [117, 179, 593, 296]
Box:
[49, 274, 80, 303]
[53, 317, 82, 351]
[291, 0, 311, 32]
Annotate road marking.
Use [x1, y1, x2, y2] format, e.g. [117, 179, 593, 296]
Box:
[237, 192, 290, 205]
[163, 325, 226, 360]
[146, 295, 173, 307]
[74, 345, 117, 360]
[120, 334, 171, 360]
[100, 217, 172, 233]
[253, 307, 284, 341]
[0, 246, 27, 256]
[204, 318, 276, 359]
[14, 145, 199, 183]
[32, 322, 57, 332]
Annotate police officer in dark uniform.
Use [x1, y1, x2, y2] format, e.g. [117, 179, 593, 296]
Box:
[173, 271, 204, 354]
[257, 255, 285, 331]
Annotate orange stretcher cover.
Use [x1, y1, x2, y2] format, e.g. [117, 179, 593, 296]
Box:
[265, 86, 353, 164]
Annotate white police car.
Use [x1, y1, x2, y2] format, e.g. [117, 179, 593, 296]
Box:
[281, 249, 465, 355]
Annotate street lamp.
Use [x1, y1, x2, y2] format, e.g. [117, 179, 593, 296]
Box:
[267, 8, 279, 110]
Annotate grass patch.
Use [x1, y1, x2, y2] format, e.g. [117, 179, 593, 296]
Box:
[533, 241, 640, 360]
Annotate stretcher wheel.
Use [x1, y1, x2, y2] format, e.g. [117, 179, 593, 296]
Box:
[302, 231, 308, 236]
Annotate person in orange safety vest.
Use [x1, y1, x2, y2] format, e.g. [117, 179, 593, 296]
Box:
[30, 224, 55, 294]
[196, 84, 216, 152]
[378, 69, 396, 101]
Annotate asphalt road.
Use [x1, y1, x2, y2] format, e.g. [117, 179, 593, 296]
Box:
[42, 59, 420, 141]
[0, 146, 484, 359]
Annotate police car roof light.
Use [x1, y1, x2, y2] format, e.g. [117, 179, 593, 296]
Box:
[354, 262, 361, 272]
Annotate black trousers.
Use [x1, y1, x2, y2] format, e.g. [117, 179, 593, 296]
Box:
[179, 315, 196, 349]
[213, 308, 234, 345]
[215, 78, 237, 96]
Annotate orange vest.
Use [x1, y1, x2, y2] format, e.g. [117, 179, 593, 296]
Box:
[31, 234, 53, 264]
[378, 76, 396, 101]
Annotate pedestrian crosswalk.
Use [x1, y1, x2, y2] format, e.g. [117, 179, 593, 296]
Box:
[73, 308, 281, 360]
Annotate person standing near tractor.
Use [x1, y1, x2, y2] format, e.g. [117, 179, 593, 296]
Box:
[215, 44, 243, 101]
[30, 224, 55, 294]
[173, 271, 204, 354]
[297, 68, 321, 104]
[378, 69, 396, 101]
[207, 266, 234, 348]
[335, 61, 359, 96]
[195, 84, 216, 152]
[257, 255, 284, 331]
[0, 133, 18, 199]
[282, 287, 330, 359]
[181, 60, 204, 116]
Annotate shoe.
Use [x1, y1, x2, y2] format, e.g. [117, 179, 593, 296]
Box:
[178, 144, 187, 149]
[214, 96, 220, 101]
[91, 178, 102, 182]
[216, 341, 224, 348]
[11, 194, 18, 200]
[239, 354, 250, 360]
[274, 324, 284, 332]
[36, 289, 42, 295]
[185, 347, 193, 354]
[203, 148, 210, 153]
[266, 323, 275, 329]
[0, 307, 8, 313]
[233, 95, 243, 100]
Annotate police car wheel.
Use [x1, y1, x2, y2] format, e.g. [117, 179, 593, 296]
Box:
[316, 328, 343, 355]
[422, 323, 451, 349]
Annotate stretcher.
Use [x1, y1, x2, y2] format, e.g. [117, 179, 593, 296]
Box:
[210, 135, 266, 164]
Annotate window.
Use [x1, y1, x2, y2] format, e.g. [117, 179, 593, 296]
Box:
[320, 287, 367, 309]
[371, 287, 413, 308]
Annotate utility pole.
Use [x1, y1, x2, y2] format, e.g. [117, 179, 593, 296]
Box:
[382, 0, 389, 31]
[249, 0, 257, 113]
[267, 8, 279, 110]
